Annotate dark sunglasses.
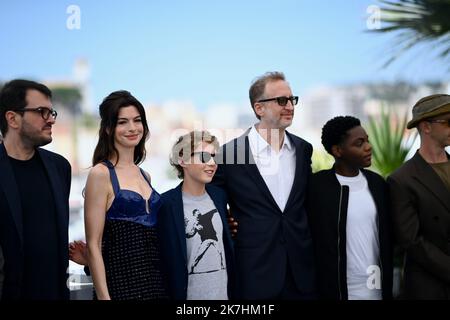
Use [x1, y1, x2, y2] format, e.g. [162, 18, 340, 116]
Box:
[191, 151, 216, 164]
[427, 119, 450, 127]
[257, 96, 299, 107]
[16, 107, 58, 120]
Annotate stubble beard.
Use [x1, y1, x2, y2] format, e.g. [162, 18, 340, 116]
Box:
[20, 125, 52, 148]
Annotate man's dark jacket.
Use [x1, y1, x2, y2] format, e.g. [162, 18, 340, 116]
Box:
[308, 168, 393, 300]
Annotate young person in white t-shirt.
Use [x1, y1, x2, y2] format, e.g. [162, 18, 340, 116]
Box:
[308, 116, 393, 300]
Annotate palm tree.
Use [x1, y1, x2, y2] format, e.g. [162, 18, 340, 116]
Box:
[372, 0, 450, 68]
[366, 106, 417, 178]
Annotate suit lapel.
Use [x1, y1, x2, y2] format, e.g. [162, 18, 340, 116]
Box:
[240, 134, 280, 211]
[284, 132, 306, 211]
[171, 183, 188, 263]
[412, 151, 450, 213]
[206, 185, 233, 246]
[363, 169, 386, 218]
[206, 185, 235, 273]
[206, 185, 226, 222]
[0, 143, 24, 245]
[37, 149, 68, 245]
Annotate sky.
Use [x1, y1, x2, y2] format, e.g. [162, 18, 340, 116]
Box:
[1, 0, 448, 110]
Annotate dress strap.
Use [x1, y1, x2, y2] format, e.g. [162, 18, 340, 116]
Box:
[139, 168, 152, 187]
[102, 160, 120, 195]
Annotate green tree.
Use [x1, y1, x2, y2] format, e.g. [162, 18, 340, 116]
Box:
[51, 87, 82, 115]
[367, 107, 417, 177]
[50, 86, 83, 173]
[311, 150, 334, 173]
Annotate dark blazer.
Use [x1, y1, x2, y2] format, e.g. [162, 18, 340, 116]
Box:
[308, 168, 393, 300]
[0, 143, 71, 300]
[0, 244, 4, 300]
[158, 183, 236, 300]
[388, 151, 450, 299]
[211, 130, 316, 299]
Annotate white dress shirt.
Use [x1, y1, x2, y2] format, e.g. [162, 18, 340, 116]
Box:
[247, 125, 296, 212]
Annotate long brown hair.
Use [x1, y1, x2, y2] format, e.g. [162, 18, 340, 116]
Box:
[92, 90, 149, 166]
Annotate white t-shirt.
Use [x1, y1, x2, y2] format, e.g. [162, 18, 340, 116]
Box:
[335, 171, 382, 300]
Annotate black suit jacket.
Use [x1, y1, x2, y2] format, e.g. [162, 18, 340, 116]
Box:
[211, 130, 316, 299]
[0, 143, 71, 300]
[158, 183, 236, 300]
[0, 244, 4, 300]
[308, 168, 393, 300]
[388, 151, 450, 299]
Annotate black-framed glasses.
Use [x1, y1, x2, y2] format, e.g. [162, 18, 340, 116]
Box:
[257, 96, 299, 107]
[16, 107, 58, 120]
[191, 151, 216, 164]
[427, 119, 450, 127]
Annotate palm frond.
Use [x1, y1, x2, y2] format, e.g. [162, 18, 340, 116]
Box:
[370, 0, 450, 67]
[367, 106, 417, 178]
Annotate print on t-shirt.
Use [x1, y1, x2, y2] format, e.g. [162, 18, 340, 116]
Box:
[185, 208, 225, 274]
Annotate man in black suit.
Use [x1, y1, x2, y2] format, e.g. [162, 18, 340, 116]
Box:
[212, 71, 316, 299]
[0, 80, 71, 300]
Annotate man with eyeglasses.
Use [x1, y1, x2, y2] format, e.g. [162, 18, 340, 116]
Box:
[387, 94, 450, 299]
[212, 71, 316, 299]
[0, 79, 71, 300]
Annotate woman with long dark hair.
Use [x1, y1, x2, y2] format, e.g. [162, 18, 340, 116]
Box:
[84, 90, 167, 300]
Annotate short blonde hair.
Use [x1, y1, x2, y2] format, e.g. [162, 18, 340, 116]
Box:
[170, 130, 220, 179]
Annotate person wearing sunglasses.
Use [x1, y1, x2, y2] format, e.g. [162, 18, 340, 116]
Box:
[0, 79, 71, 300]
[83, 91, 167, 300]
[387, 94, 450, 299]
[212, 71, 316, 300]
[157, 130, 235, 300]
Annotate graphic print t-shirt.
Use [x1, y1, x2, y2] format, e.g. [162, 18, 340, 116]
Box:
[182, 191, 228, 300]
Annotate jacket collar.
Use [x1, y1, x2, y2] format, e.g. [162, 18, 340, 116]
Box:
[238, 129, 308, 213]
[411, 150, 450, 212]
[248, 125, 294, 156]
[0, 143, 24, 245]
[37, 148, 69, 246]
[0, 143, 68, 248]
